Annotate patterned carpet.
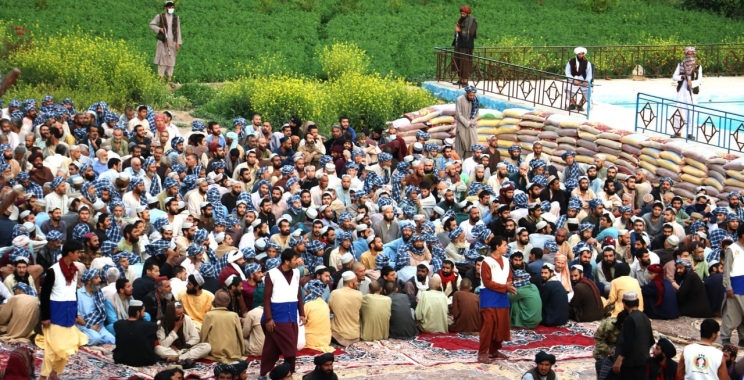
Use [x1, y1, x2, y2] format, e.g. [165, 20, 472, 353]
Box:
[0, 322, 600, 379]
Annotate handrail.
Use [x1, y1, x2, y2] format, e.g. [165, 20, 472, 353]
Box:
[634, 92, 744, 152]
[434, 48, 592, 117]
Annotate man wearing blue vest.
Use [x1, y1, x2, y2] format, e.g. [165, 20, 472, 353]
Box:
[478, 235, 515, 364]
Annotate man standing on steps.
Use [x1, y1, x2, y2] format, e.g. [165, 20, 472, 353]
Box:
[150, 1, 182, 87]
[454, 86, 479, 160]
[565, 47, 593, 112]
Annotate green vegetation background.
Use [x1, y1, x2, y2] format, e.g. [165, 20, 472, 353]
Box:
[4, 0, 743, 83]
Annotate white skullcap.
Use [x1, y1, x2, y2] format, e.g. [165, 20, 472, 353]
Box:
[227, 250, 242, 263]
[319, 205, 328, 212]
[12, 235, 30, 247]
[224, 274, 238, 287]
[35, 199, 47, 207]
[118, 172, 130, 180]
[72, 176, 84, 185]
[255, 238, 268, 250]
[278, 214, 292, 223]
[595, 154, 606, 161]
[342, 271, 356, 282]
[214, 232, 225, 243]
[19, 210, 31, 219]
[535, 221, 548, 230]
[292, 229, 303, 237]
[341, 252, 354, 264]
[574, 46, 587, 55]
[162, 225, 173, 231]
[251, 219, 262, 228]
[325, 163, 336, 172]
[571, 264, 584, 272]
[181, 222, 194, 229]
[413, 214, 425, 222]
[411, 160, 421, 168]
[135, 205, 147, 213]
[306, 208, 318, 219]
[404, 155, 414, 163]
[200, 202, 210, 208]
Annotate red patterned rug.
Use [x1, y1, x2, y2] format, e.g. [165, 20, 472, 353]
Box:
[381, 322, 599, 366]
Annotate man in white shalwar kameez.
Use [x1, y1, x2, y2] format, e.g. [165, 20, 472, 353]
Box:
[565, 47, 593, 112]
[672, 46, 703, 140]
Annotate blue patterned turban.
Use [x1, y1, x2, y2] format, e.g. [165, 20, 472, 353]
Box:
[509, 145, 522, 153]
[50, 176, 65, 190]
[377, 196, 394, 210]
[400, 221, 415, 232]
[72, 223, 91, 241]
[338, 212, 352, 222]
[675, 258, 692, 268]
[187, 243, 204, 257]
[572, 242, 590, 257]
[46, 230, 63, 242]
[619, 206, 633, 214]
[240, 246, 256, 260]
[101, 241, 119, 256]
[211, 161, 226, 171]
[153, 217, 169, 232]
[266, 258, 281, 271]
[564, 178, 578, 193]
[306, 240, 327, 255]
[513, 269, 532, 289]
[379, 152, 392, 162]
[375, 254, 389, 268]
[463, 85, 478, 93]
[13, 282, 37, 297]
[171, 164, 186, 175]
[544, 240, 559, 253]
[514, 192, 528, 209]
[471, 144, 485, 152]
[199, 263, 217, 278]
[244, 262, 261, 277]
[193, 228, 208, 245]
[319, 155, 333, 167]
[233, 117, 247, 127]
[561, 151, 576, 159]
[81, 269, 100, 283]
[163, 177, 179, 190]
[416, 131, 431, 141]
[589, 198, 603, 211]
[336, 231, 352, 243]
[425, 143, 439, 153]
[540, 200, 552, 213]
[448, 227, 464, 241]
[579, 223, 594, 233]
[146, 239, 171, 257]
[402, 206, 415, 219]
[727, 213, 740, 223]
[9, 247, 31, 264]
[267, 242, 282, 252]
[281, 165, 294, 176]
[191, 120, 205, 132]
[529, 159, 546, 170]
[658, 177, 675, 186]
[397, 161, 410, 172]
[568, 196, 582, 211]
[712, 207, 729, 216]
[304, 279, 325, 303]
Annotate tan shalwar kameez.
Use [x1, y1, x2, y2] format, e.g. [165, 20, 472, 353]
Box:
[149, 13, 182, 77]
[0, 294, 40, 343]
[454, 94, 478, 159]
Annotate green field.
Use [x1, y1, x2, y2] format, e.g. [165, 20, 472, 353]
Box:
[3, 0, 743, 83]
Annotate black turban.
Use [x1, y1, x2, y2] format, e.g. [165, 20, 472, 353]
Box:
[269, 363, 291, 380]
[657, 338, 676, 359]
[535, 350, 556, 365]
[314, 353, 335, 366]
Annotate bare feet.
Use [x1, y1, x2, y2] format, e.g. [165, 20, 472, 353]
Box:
[166, 356, 179, 363]
[477, 354, 494, 364]
[489, 351, 509, 360]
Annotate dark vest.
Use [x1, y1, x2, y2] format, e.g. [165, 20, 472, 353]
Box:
[524, 367, 556, 380]
[568, 58, 589, 79]
[676, 63, 700, 92]
[158, 13, 179, 41]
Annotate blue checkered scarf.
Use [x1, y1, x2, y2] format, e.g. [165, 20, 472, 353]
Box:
[363, 172, 381, 194]
[555, 214, 568, 231]
[503, 159, 521, 174]
[513, 269, 532, 289]
[395, 242, 425, 270]
[465, 241, 489, 263]
[12, 282, 37, 297]
[9, 247, 30, 264]
[12, 224, 29, 239]
[101, 241, 119, 257]
[514, 192, 528, 209]
[391, 173, 406, 203]
[199, 263, 218, 279]
[106, 217, 122, 243]
[207, 188, 226, 220]
[191, 120, 206, 132]
[153, 217, 169, 232]
[73, 223, 91, 241]
[149, 173, 162, 198]
[304, 279, 325, 303]
[181, 175, 198, 193]
[566, 163, 582, 182]
[81, 288, 107, 328]
[20, 178, 44, 200]
[86, 101, 113, 126]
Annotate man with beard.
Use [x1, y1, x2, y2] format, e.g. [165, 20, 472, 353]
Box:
[645, 337, 678, 380]
[270, 219, 293, 250]
[187, 178, 208, 222]
[568, 265, 603, 322]
[0, 119, 19, 151]
[580, 199, 604, 238]
[328, 231, 354, 272]
[197, 203, 215, 232]
[268, 186, 287, 220]
[402, 264, 430, 309]
[507, 267, 542, 329]
[539, 263, 569, 327]
[40, 207, 68, 244]
[444, 226, 469, 266]
[303, 353, 338, 380]
[77, 269, 116, 345]
[438, 260, 461, 301]
[508, 227, 533, 259]
[460, 206, 482, 243]
[144, 239, 176, 280]
[571, 176, 595, 215]
[436, 188, 459, 214]
[82, 233, 102, 267]
[104, 279, 145, 335]
[215, 275, 248, 319]
[300, 166, 319, 192]
[675, 259, 712, 318]
[130, 125, 152, 159]
[641, 263, 680, 320]
[596, 246, 621, 297]
[240, 219, 268, 252]
[118, 224, 144, 260]
[122, 177, 146, 218]
[518, 202, 543, 235]
[503, 145, 522, 173]
[3, 255, 35, 293]
[207, 145, 227, 175]
[372, 205, 401, 245]
[258, 199, 277, 230]
[630, 248, 653, 286]
[540, 176, 567, 215]
[722, 345, 739, 380]
[462, 145, 483, 177]
[162, 198, 183, 238]
[241, 262, 264, 311]
[220, 180, 242, 214]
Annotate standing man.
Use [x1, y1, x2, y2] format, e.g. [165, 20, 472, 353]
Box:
[677, 318, 727, 380]
[452, 5, 477, 86]
[478, 235, 515, 363]
[260, 249, 306, 379]
[149, 1, 182, 87]
[565, 47, 593, 112]
[454, 86, 479, 160]
[39, 240, 89, 380]
[611, 291, 654, 379]
[672, 46, 702, 140]
[722, 224, 744, 346]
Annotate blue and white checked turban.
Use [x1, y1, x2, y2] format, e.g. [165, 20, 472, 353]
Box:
[0, 163, 10, 173]
[46, 230, 63, 242]
[193, 228, 208, 245]
[468, 182, 485, 197]
[128, 176, 144, 191]
[346, 162, 359, 172]
[171, 136, 184, 147]
[187, 243, 204, 257]
[9, 247, 30, 264]
[377, 196, 394, 210]
[172, 164, 187, 175]
[281, 165, 294, 175]
[397, 161, 410, 172]
[306, 240, 327, 254]
[379, 152, 392, 162]
[448, 227, 464, 241]
[579, 223, 594, 233]
[529, 159, 546, 170]
[675, 258, 692, 268]
[81, 269, 100, 283]
[544, 240, 559, 253]
[338, 212, 352, 222]
[727, 213, 740, 223]
[351, 149, 364, 159]
[712, 207, 729, 216]
[146, 239, 171, 257]
[51, 176, 66, 190]
[690, 220, 705, 234]
[73, 223, 91, 241]
[0, 144, 10, 153]
[289, 236, 304, 248]
[471, 144, 485, 152]
[266, 258, 281, 271]
[509, 145, 522, 153]
[13, 282, 37, 297]
[541, 200, 552, 213]
[233, 117, 247, 127]
[319, 155, 333, 167]
[619, 206, 633, 214]
[244, 262, 261, 276]
[182, 175, 197, 191]
[405, 186, 420, 198]
[242, 247, 257, 260]
[564, 178, 578, 193]
[143, 157, 156, 169]
[206, 187, 221, 203]
[416, 131, 431, 141]
[17, 172, 29, 182]
[191, 120, 205, 132]
[285, 177, 299, 191]
[73, 128, 88, 140]
[304, 279, 325, 303]
[402, 206, 415, 219]
[153, 217, 170, 231]
[425, 143, 439, 153]
[561, 151, 576, 159]
[101, 241, 119, 256]
[658, 177, 675, 186]
[8, 99, 20, 108]
[214, 218, 227, 227]
[353, 190, 367, 201]
[336, 231, 352, 243]
[472, 224, 491, 241]
[375, 254, 389, 268]
[267, 242, 282, 252]
[572, 242, 590, 256]
[12, 224, 30, 239]
[514, 192, 528, 209]
[199, 263, 217, 278]
[400, 221, 415, 232]
[728, 191, 743, 201]
[161, 177, 178, 191]
[211, 161, 226, 171]
[589, 198, 603, 211]
[463, 85, 478, 93]
[513, 269, 532, 289]
[565, 196, 580, 211]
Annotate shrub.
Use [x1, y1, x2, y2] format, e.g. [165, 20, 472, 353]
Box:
[317, 41, 370, 80]
[682, 0, 744, 19]
[579, 0, 620, 13]
[174, 83, 216, 108]
[5, 28, 167, 110]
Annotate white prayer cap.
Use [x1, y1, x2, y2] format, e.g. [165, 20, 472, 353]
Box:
[458, 200, 469, 208]
[200, 202, 210, 208]
[214, 232, 225, 243]
[567, 218, 579, 224]
[250, 219, 262, 228]
[381, 204, 393, 212]
[22, 222, 35, 233]
[595, 154, 606, 161]
[622, 291, 638, 302]
[443, 138, 454, 146]
[535, 221, 548, 230]
[78, 204, 91, 212]
[118, 172, 130, 180]
[571, 264, 584, 272]
[341, 252, 354, 264]
[574, 46, 587, 55]
[34, 199, 47, 207]
[413, 142, 423, 151]
[135, 205, 147, 214]
[292, 229, 304, 237]
[255, 237, 268, 250]
[356, 224, 368, 232]
[411, 160, 421, 168]
[404, 155, 414, 163]
[162, 225, 173, 231]
[72, 176, 84, 185]
[227, 250, 242, 263]
[213, 173, 224, 183]
[178, 201, 186, 209]
[306, 208, 318, 219]
[319, 226, 330, 235]
[224, 274, 238, 287]
[342, 271, 356, 282]
[269, 153, 278, 159]
[93, 199, 106, 210]
[318, 205, 328, 212]
[496, 162, 506, 169]
[314, 265, 327, 273]
[355, 214, 366, 222]
[696, 231, 708, 240]
[181, 222, 194, 229]
[413, 214, 425, 222]
[666, 235, 680, 247]
[542, 263, 555, 271]
[168, 172, 179, 179]
[618, 229, 629, 236]
[12, 235, 30, 247]
[19, 210, 31, 219]
[278, 214, 292, 223]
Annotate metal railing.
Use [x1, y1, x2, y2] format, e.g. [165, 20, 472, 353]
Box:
[439, 44, 744, 78]
[635, 92, 744, 152]
[435, 47, 591, 116]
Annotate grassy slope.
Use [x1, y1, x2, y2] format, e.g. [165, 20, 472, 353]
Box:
[1, 0, 742, 82]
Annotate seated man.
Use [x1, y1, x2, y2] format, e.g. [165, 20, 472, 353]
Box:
[414, 275, 449, 334]
[360, 281, 392, 341]
[508, 269, 542, 329]
[539, 264, 569, 327]
[675, 259, 712, 318]
[384, 281, 418, 339]
[646, 337, 678, 380]
[155, 302, 211, 367]
[302, 279, 333, 353]
[105, 278, 152, 335]
[144, 277, 173, 322]
[303, 353, 338, 380]
[641, 264, 680, 320]
[113, 300, 160, 367]
[603, 262, 644, 317]
[449, 278, 482, 333]
[179, 273, 215, 330]
[77, 269, 116, 345]
[522, 351, 558, 380]
[243, 298, 266, 357]
[3, 256, 35, 294]
[568, 265, 604, 322]
[0, 283, 40, 343]
[213, 361, 250, 380]
[328, 272, 362, 347]
[201, 291, 245, 364]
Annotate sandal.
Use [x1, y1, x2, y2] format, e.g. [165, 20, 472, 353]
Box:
[477, 355, 494, 364]
[489, 351, 509, 360]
